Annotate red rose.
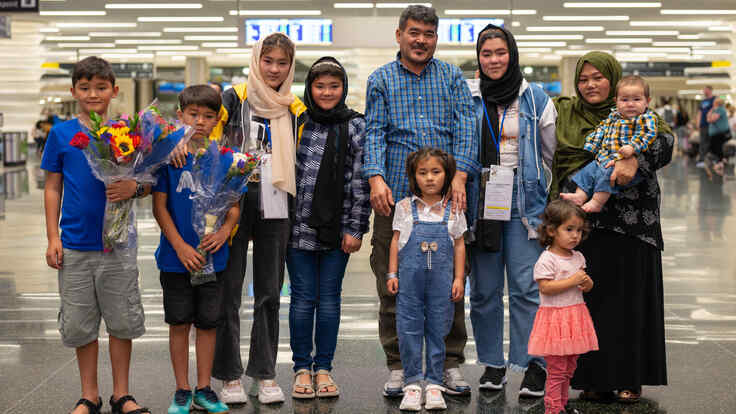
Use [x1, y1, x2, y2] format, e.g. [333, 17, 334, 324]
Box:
[220, 146, 234, 155]
[70, 132, 90, 149]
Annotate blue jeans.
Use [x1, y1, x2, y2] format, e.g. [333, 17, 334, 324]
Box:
[572, 160, 642, 196]
[286, 247, 349, 372]
[469, 181, 545, 371]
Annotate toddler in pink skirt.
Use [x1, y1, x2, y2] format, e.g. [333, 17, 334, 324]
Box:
[528, 200, 599, 414]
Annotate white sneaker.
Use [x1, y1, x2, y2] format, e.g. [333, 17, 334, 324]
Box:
[248, 379, 285, 404]
[443, 367, 472, 395]
[399, 384, 422, 411]
[220, 379, 248, 404]
[382, 369, 404, 397]
[424, 384, 447, 410]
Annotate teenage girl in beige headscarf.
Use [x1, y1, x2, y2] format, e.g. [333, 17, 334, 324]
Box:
[213, 32, 307, 405]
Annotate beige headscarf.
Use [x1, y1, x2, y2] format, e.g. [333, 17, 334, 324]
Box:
[247, 34, 297, 195]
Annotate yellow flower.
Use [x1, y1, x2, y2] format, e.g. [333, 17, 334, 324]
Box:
[111, 134, 136, 158]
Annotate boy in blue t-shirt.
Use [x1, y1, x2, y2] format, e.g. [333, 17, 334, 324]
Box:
[42, 57, 152, 414]
[153, 85, 237, 414]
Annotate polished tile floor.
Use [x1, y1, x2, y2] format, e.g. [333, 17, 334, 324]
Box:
[1, 154, 735, 414]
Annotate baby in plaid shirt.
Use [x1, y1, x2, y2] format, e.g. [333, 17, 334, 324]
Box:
[561, 75, 657, 212]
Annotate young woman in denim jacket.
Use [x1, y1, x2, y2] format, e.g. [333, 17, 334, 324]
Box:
[464, 24, 557, 397]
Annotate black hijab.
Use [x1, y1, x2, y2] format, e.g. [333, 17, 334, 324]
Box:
[476, 23, 523, 167]
[304, 56, 360, 124]
[304, 57, 362, 248]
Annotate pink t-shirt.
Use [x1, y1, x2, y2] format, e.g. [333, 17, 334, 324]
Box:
[534, 249, 587, 308]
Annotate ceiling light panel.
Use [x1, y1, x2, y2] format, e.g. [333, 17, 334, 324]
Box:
[375, 3, 432, 8]
[544, 16, 628, 21]
[444, 9, 536, 15]
[40, 11, 106, 16]
[564, 2, 661, 7]
[661, 9, 736, 15]
[184, 36, 238, 41]
[164, 27, 238, 32]
[586, 38, 652, 43]
[138, 45, 200, 50]
[515, 35, 584, 40]
[333, 3, 374, 8]
[229, 10, 322, 16]
[652, 41, 717, 47]
[201, 42, 240, 47]
[89, 32, 162, 37]
[79, 48, 138, 54]
[632, 47, 690, 52]
[56, 22, 137, 28]
[517, 41, 567, 47]
[40, 28, 60, 33]
[677, 34, 702, 39]
[630, 21, 720, 27]
[106, 3, 203, 9]
[216, 48, 251, 54]
[115, 39, 183, 44]
[527, 26, 604, 32]
[155, 51, 212, 56]
[58, 43, 115, 48]
[606, 30, 677, 35]
[138, 17, 223, 22]
[44, 36, 91, 41]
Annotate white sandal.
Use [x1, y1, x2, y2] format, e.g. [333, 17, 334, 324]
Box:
[314, 369, 340, 398]
[292, 369, 315, 399]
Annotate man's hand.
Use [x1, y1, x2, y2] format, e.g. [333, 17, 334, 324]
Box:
[610, 156, 638, 187]
[45, 238, 64, 269]
[106, 180, 137, 202]
[175, 244, 206, 273]
[199, 229, 229, 254]
[447, 171, 467, 213]
[369, 175, 394, 217]
[170, 143, 188, 168]
[341, 234, 362, 254]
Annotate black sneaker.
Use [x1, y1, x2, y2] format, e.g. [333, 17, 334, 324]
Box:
[479, 366, 507, 390]
[564, 406, 582, 414]
[519, 362, 546, 398]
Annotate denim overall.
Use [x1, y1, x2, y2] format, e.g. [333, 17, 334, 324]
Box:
[397, 201, 454, 386]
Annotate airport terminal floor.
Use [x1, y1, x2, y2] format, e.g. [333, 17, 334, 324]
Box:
[1, 153, 735, 413]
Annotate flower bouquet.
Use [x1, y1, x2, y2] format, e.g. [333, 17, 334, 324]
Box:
[71, 100, 193, 257]
[177, 140, 259, 285]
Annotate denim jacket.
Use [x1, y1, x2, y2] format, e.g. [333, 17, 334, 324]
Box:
[466, 79, 557, 239]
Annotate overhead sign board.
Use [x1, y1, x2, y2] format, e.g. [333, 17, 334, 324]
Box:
[244, 19, 332, 45]
[0, 0, 38, 13]
[438, 19, 504, 45]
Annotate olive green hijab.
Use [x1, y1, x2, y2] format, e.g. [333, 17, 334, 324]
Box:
[552, 52, 621, 196]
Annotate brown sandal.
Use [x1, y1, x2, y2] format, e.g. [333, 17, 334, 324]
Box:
[314, 369, 339, 398]
[292, 369, 315, 399]
[617, 389, 641, 403]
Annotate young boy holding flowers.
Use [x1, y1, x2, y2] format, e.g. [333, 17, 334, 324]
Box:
[152, 85, 238, 414]
[42, 56, 151, 414]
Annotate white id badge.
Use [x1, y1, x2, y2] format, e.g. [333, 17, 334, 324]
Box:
[260, 154, 288, 219]
[250, 120, 262, 142]
[483, 165, 514, 221]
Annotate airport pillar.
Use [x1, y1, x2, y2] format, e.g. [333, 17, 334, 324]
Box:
[559, 56, 577, 98]
[185, 57, 208, 86]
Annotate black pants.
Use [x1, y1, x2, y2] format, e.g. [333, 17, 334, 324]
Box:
[212, 183, 290, 381]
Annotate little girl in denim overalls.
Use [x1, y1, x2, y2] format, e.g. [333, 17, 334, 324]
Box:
[386, 148, 467, 411]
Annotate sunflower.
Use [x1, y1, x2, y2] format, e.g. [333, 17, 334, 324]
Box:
[110, 132, 136, 160]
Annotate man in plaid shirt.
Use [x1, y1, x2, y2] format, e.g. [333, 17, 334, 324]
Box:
[561, 75, 658, 212]
[362, 5, 479, 398]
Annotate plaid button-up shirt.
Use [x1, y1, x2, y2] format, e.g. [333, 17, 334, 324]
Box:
[363, 55, 479, 201]
[584, 108, 658, 165]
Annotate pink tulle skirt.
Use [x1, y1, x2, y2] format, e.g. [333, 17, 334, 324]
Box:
[528, 303, 599, 357]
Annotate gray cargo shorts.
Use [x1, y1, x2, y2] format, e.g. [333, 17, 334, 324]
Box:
[57, 248, 146, 348]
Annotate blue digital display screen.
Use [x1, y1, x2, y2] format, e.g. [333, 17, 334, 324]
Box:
[245, 19, 333, 45]
[438, 19, 505, 45]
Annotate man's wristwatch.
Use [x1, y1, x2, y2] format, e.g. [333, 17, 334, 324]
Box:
[133, 182, 145, 199]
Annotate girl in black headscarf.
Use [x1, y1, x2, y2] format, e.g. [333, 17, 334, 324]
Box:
[464, 23, 559, 398]
[286, 57, 370, 399]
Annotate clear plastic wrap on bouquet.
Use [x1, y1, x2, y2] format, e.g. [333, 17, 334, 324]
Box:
[71, 100, 194, 262]
[180, 140, 260, 285]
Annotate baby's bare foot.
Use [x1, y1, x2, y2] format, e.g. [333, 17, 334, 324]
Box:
[560, 192, 587, 206]
[582, 199, 604, 213]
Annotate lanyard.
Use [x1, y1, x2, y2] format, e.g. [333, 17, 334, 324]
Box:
[482, 103, 508, 154]
[263, 119, 272, 148]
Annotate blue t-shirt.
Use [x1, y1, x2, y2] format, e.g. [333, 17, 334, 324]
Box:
[700, 96, 715, 128]
[40, 119, 106, 251]
[153, 154, 229, 273]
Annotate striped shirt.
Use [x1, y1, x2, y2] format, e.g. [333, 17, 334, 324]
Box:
[584, 108, 658, 165]
[362, 55, 479, 201]
[290, 116, 371, 251]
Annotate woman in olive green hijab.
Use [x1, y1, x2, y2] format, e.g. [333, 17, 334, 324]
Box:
[552, 52, 673, 403]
